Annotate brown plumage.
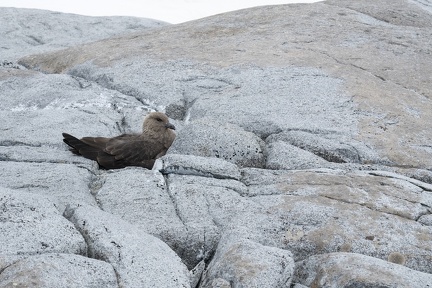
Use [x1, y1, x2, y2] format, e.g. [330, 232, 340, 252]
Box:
[62, 112, 176, 169]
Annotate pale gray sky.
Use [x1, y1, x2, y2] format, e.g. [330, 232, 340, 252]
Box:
[0, 0, 321, 23]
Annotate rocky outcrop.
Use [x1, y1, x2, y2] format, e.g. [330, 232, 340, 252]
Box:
[293, 252, 432, 287]
[0, 7, 167, 62]
[1, 1, 432, 287]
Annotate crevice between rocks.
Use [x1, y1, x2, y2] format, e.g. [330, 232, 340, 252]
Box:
[112, 266, 121, 288]
[1, 60, 24, 69]
[263, 128, 432, 176]
[113, 110, 128, 134]
[165, 92, 198, 122]
[183, 97, 198, 123]
[415, 207, 431, 222]
[161, 164, 240, 181]
[263, 128, 365, 165]
[0, 157, 87, 166]
[368, 171, 432, 192]
[62, 206, 122, 287]
[87, 169, 107, 210]
[0, 263, 13, 276]
[68, 70, 159, 112]
[162, 172, 186, 227]
[350, 63, 386, 82]
[62, 205, 92, 259]
[0, 141, 42, 147]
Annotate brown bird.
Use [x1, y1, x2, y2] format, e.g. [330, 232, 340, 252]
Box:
[62, 112, 176, 169]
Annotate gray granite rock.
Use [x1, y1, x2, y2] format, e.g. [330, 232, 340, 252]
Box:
[64, 60, 356, 142]
[293, 252, 432, 287]
[161, 153, 242, 180]
[92, 158, 249, 270]
[239, 168, 432, 273]
[0, 7, 168, 61]
[267, 130, 381, 164]
[419, 214, 432, 226]
[291, 284, 308, 288]
[93, 167, 190, 264]
[0, 187, 86, 256]
[1, 0, 432, 285]
[0, 162, 97, 212]
[0, 253, 117, 288]
[169, 118, 265, 168]
[0, 71, 151, 146]
[265, 140, 330, 170]
[65, 205, 191, 288]
[200, 234, 294, 288]
[19, 0, 432, 169]
[190, 260, 206, 288]
[164, 173, 251, 268]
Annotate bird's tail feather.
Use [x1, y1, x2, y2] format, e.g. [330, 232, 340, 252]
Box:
[62, 133, 99, 160]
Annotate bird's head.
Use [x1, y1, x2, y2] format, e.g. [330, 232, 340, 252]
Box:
[143, 112, 176, 134]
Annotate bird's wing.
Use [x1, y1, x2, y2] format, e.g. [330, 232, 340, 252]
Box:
[97, 136, 163, 169]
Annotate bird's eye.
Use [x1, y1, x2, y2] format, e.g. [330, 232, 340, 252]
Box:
[156, 118, 163, 122]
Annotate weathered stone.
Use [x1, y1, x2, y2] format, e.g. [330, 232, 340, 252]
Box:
[418, 214, 432, 226]
[209, 278, 231, 288]
[161, 153, 242, 180]
[0, 162, 97, 212]
[0, 253, 117, 288]
[0, 145, 91, 168]
[65, 205, 191, 288]
[267, 130, 380, 164]
[165, 173, 250, 268]
[0, 7, 167, 61]
[293, 252, 432, 287]
[200, 234, 294, 288]
[190, 260, 205, 288]
[0, 187, 86, 256]
[169, 118, 265, 168]
[94, 167, 190, 263]
[239, 168, 432, 273]
[1, 0, 432, 284]
[0, 72, 151, 146]
[291, 284, 308, 288]
[18, 0, 432, 169]
[265, 140, 329, 170]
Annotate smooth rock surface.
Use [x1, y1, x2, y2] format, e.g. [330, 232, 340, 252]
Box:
[1, 0, 432, 286]
[0, 7, 167, 61]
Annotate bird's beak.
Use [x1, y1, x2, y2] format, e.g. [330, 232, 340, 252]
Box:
[165, 123, 176, 130]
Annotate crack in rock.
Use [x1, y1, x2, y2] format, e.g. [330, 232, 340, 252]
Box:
[62, 205, 91, 258]
[163, 174, 186, 227]
[86, 170, 107, 209]
[368, 171, 432, 192]
[0, 141, 41, 147]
